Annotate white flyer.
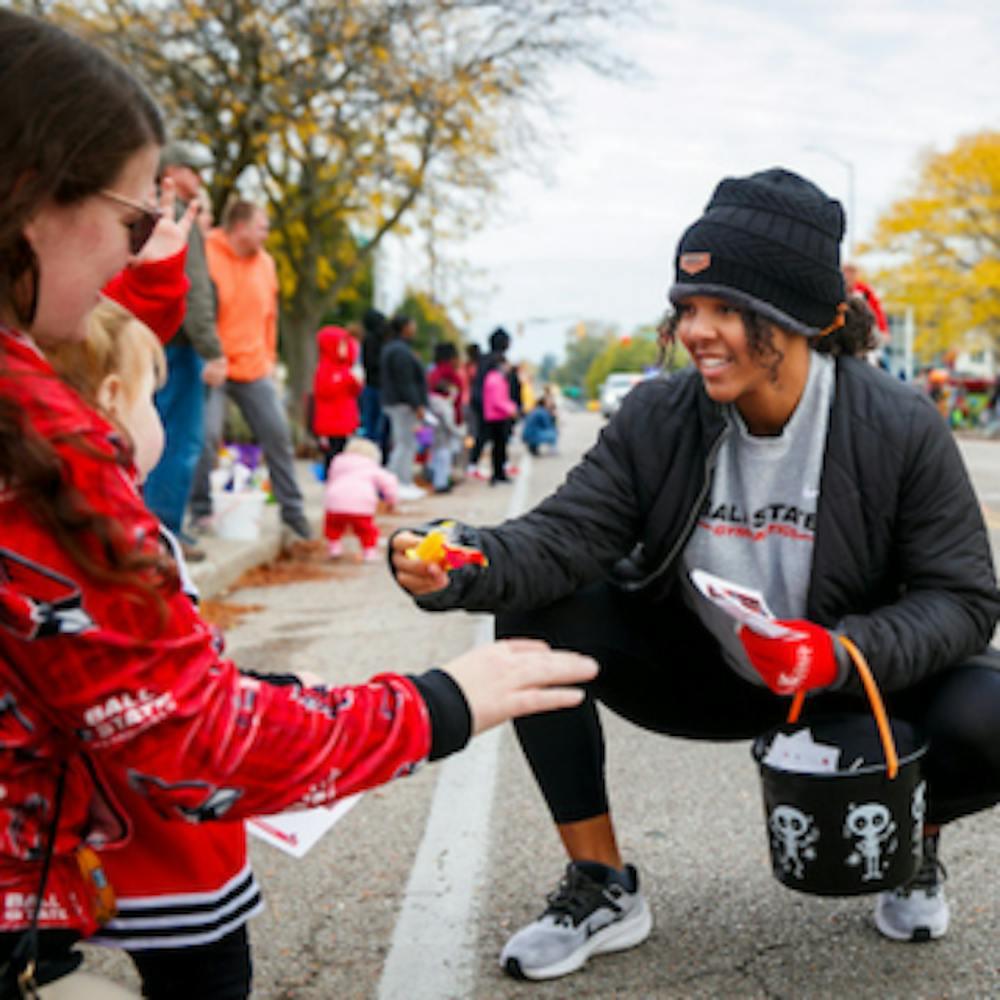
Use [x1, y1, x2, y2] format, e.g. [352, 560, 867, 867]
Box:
[762, 729, 841, 773]
[248, 793, 363, 860]
[690, 569, 805, 640]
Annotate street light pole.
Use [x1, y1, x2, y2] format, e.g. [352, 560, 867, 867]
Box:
[805, 145, 856, 258]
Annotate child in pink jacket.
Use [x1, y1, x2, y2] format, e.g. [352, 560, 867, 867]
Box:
[482, 359, 519, 485]
[324, 437, 399, 560]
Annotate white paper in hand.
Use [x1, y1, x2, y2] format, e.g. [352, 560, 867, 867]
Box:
[248, 793, 362, 859]
[690, 569, 805, 639]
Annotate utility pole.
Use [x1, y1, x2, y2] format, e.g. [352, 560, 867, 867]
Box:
[805, 145, 857, 258]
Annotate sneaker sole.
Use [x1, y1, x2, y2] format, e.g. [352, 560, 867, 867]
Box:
[873, 903, 949, 943]
[502, 896, 653, 981]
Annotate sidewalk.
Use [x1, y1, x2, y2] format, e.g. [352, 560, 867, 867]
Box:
[186, 459, 326, 600]
[185, 458, 494, 600]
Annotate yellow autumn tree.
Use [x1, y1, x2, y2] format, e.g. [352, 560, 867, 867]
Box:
[29, 0, 641, 407]
[866, 130, 1000, 360]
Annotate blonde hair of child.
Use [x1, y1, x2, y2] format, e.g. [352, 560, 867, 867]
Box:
[47, 297, 166, 409]
[344, 437, 380, 463]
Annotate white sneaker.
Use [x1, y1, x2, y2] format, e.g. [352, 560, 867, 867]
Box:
[874, 833, 949, 942]
[500, 862, 652, 981]
[397, 484, 426, 501]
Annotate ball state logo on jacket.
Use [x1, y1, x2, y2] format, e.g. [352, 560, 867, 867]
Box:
[679, 252, 712, 275]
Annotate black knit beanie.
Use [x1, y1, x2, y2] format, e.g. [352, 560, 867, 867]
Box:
[668, 168, 847, 337]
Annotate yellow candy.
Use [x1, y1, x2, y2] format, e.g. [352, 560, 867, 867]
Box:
[407, 529, 447, 564]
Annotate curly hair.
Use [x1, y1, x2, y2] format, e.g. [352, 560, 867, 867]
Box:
[813, 295, 880, 358]
[658, 306, 783, 379]
[657, 294, 879, 374]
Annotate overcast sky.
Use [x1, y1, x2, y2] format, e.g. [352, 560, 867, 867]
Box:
[387, 0, 1000, 364]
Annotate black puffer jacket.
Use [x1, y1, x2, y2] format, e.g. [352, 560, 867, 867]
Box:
[417, 357, 1000, 694]
[380, 338, 429, 409]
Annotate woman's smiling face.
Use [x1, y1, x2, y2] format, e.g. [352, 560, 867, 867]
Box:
[675, 294, 809, 435]
[676, 295, 773, 400]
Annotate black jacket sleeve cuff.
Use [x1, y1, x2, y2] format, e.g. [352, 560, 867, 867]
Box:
[409, 668, 472, 761]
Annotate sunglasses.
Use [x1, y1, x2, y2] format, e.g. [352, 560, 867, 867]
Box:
[99, 189, 162, 255]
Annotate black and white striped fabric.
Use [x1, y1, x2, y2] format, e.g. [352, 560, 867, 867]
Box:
[91, 862, 263, 952]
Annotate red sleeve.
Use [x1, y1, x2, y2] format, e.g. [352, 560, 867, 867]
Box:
[0, 435, 432, 825]
[102, 249, 190, 344]
[856, 281, 889, 334]
[314, 366, 361, 401]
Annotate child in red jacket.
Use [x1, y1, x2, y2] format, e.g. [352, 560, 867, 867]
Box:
[46, 298, 265, 990]
[311, 325, 362, 470]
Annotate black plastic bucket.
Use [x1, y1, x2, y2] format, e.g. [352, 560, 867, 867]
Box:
[752, 713, 927, 896]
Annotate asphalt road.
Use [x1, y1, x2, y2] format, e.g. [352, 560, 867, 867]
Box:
[85, 411, 1000, 999]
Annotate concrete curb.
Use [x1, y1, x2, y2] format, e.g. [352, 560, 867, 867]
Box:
[187, 459, 325, 600]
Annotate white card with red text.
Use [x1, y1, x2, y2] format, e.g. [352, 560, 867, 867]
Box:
[690, 569, 805, 640]
[248, 793, 363, 859]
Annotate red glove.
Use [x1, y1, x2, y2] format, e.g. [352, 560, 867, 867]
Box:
[738, 620, 837, 695]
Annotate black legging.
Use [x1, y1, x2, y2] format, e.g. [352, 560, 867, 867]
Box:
[485, 420, 510, 482]
[497, 581, 1000, 827]
[128, 924, 252, 999]
[0, 924, 251, 999]
[319, 435, 347, 474]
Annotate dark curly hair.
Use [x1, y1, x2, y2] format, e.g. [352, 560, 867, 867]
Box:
[657, 294, 879, 376]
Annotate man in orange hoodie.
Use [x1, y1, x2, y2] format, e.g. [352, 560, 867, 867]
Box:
[189, 200, 312, 539]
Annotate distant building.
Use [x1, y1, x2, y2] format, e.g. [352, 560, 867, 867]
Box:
[952, 329, 997, 382]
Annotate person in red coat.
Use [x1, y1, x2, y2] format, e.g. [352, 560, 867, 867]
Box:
[0, 14, 598, 996]
[311, 324, 362, 472]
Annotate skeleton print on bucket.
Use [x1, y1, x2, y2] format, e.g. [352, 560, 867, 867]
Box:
[843, 801, 898, 881]
[768, 804, 819, 879]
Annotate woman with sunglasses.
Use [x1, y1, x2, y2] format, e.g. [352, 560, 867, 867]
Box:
[0, 12, 596, 998]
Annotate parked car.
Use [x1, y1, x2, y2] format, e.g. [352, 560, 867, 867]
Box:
[599, 371, 642, 418]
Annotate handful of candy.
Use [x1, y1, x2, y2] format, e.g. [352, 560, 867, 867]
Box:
[405, 522, 488, 571]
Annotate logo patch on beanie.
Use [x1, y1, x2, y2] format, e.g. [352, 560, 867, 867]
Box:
[680, 252, 712, 275]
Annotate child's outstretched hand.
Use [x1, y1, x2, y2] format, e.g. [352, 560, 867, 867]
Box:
[391, 530, 450, 595]
[442, 639, 598, 735]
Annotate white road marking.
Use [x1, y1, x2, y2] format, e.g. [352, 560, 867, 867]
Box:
[377, 454, 534, 1000]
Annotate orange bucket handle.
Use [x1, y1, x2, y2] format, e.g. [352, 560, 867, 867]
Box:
[786, 635, 899, 779]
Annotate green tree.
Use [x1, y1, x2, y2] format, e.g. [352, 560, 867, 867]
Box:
[553, 322, 615, 390]
[584, 333, 660, 398]
[866, 130, 1000, 360]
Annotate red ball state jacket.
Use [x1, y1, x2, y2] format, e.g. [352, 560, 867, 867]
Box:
[92, 527, 263, 952]
[311, 326, 361, 439]
[0, 327, 451, 940]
